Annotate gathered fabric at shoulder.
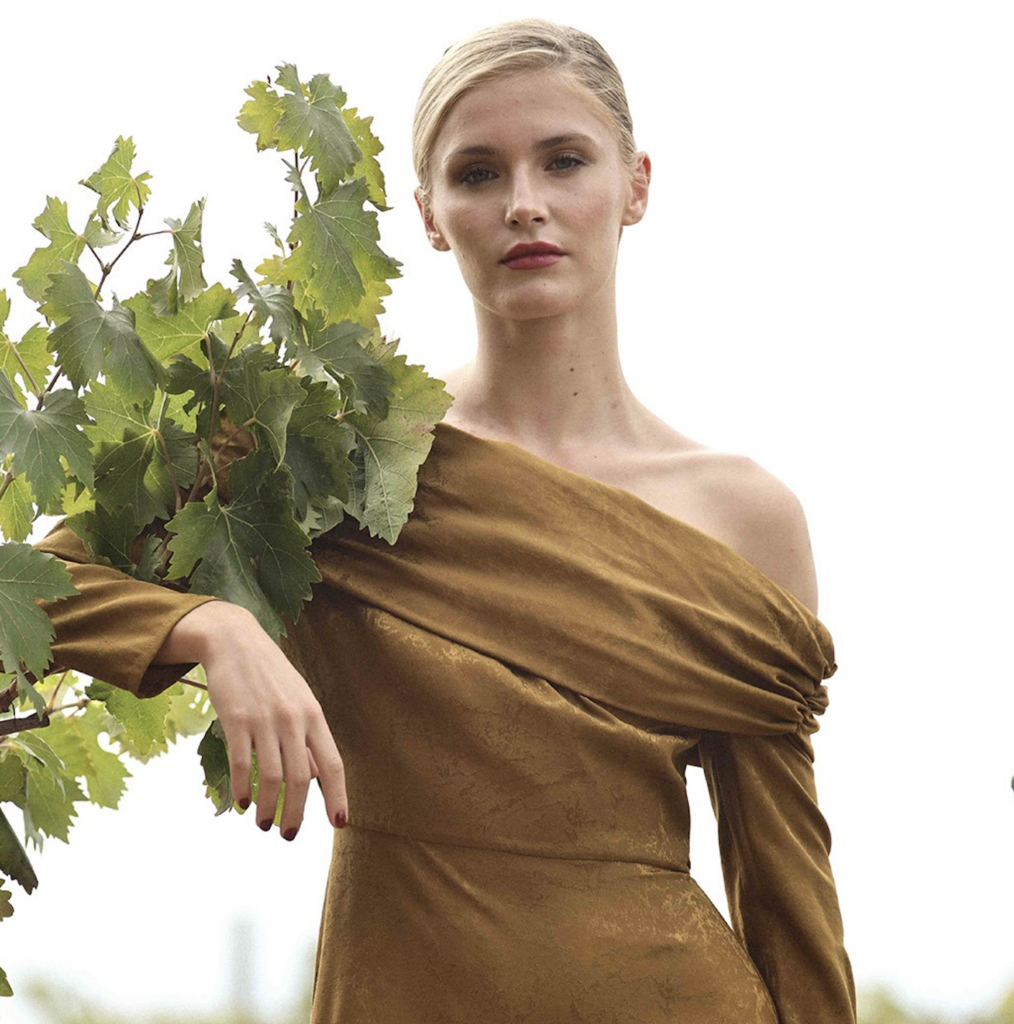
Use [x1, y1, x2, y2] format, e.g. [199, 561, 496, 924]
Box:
[316, 423, 836, 740]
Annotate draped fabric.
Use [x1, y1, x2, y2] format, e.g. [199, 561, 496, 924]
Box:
[37, 421, 855, 1023]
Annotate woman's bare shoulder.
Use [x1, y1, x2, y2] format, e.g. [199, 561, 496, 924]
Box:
[634, 428, 819, 614]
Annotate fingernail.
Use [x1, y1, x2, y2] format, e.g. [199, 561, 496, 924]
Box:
[259, 818, 272, 832]
[238, 797, 250, 811]
[283, 827, 298, 842]
[334, 810, 347, 829]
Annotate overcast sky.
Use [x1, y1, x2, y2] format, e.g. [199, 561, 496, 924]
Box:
[2, 1, 1012, 1020]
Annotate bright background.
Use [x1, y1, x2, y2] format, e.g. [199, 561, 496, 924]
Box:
[1, 0, 1011, 1020]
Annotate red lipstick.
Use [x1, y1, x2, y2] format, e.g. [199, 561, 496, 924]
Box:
[501, 242, 565, 270]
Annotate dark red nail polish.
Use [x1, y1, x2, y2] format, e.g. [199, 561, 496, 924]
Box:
[335, 810, 347, 829]
[238, 797, 250, 811]
[283, 827, 298, 842]
[259, 818, 272, 832]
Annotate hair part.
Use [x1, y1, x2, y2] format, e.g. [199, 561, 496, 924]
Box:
[413, 19, 638, 201]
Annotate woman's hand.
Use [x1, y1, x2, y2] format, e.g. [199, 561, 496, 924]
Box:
[155, 601, 348, 839]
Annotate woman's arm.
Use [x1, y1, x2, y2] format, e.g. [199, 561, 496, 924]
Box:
[35, 522, 348, 839]
[698, 729, 856, 1023]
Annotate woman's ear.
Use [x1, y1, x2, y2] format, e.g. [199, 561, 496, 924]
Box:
[621, 152, 651, 226]
[414, 187, 451, 252]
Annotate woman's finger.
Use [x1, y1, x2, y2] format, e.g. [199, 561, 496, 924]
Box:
[278, 731, 313, 840]
[253, 737, 284, 833]
[308, 721, 349, 830]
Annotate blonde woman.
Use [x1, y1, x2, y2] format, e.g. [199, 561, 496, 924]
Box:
[39, 20, 855, 1023]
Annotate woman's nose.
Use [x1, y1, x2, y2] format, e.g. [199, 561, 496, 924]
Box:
[504, 170, 547, 227]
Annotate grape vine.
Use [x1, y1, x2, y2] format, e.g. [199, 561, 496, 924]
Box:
[0, 64, 451, 996]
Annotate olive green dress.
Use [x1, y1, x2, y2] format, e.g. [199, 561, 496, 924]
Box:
[38, 422, 856, 1024]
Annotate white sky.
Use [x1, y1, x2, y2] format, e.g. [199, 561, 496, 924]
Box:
[2, 1, 1012, 1019]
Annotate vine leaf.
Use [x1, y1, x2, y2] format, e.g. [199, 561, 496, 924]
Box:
[0, 885, 12, 921]
[80, 136, 152, 231]
[343, 107, 388, 210]
[275, 65, 361, 191]
[125, 282, 236, 364]
[285, 178, 401, 323]
[13, 198, 88, 303]
[283, 379, 355, 522]
[0, 807, 37, 892]
[44, 709, 131, 809]
[40, 264, 162, 402]
[0, 474, 34, 543]
[0, 543, 77, 678]
[17, 732, 84, 844]
[237, 80, 283, 151]
[231, 259, 300, 346]
[86, 680, 178, 762]
[1, 324, 52, 399]
[198, 719, 233, 815]
[296, 314, 392, 417]
[166, 450, 319, 638]
[0, 373, 93, 508]
[164, 200, 208, 302]
[344, 352, 453, 543]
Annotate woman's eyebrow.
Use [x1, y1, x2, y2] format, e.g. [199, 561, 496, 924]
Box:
[446, 133, 598, 161]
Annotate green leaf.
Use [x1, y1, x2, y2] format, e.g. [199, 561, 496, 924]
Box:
[0, 753, 27, 808]
[345, 353, 453, 543]
[198, 718, 232, 815]
[275, 66, 360, 191]
[90, 409, 197, 529]
[23, 760, 82, 844]
[0, 374, 93, 507]
[85, 680, 181, 761]
[13, 197, 88, 303]
[40, 264, 162, 401]
[284, 380, 355, 520]
[285, 178, 401, 324]
[0, 884, 13, 921]
[296, 314, 392, 417]
[0, 806, 37, 892]
[237, 79, 283, 151]
[343, 107, 388, 210]
[164, 200, 208, 302]
[166, 450, 319, 637]
[14, 732, 83, 844]
[80, 136, 152, 230]
[0, 324, 52, 398]
[44, 709, 131, 809]
[0, 474, 34, 543]
[0, 964, 13, 997]
[221, 348, 305, 462]
[125, 282, 236, 364]
[231, 259, 300, 346]
[0, 543, 77, 678]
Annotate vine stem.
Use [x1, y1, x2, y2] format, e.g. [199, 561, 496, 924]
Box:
[6, 343, 42, 399]
[94, 204, 146, 300]
[0, 467, 14, 505]
[155, 428, 184, 513]
[0, 712, 48, 738]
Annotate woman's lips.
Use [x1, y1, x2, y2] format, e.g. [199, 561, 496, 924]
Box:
[501, 244, 566, 270]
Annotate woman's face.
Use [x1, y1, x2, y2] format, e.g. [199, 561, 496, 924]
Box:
[417, 70, 650, 323]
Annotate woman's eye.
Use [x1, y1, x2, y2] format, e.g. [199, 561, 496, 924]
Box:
[459, 167, 496, 185]
[547, 154, 585, 171]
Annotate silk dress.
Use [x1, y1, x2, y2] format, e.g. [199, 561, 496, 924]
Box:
[38, 422, 856, 1023]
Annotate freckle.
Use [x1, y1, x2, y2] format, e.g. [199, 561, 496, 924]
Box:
[572, 391, 579, 397]
[569, 366, 574, 372]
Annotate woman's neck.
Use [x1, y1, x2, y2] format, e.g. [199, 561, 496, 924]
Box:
[443, 289, 652, 457]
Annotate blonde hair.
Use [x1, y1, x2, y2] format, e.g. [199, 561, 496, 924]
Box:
[413, 19, 637, 199]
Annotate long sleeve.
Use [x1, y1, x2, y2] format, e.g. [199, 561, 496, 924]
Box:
[33, 523, 217, 697]
[698, 727, 856, 1024]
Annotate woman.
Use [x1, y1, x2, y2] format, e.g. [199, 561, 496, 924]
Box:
[39, 19, 855, 1024]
